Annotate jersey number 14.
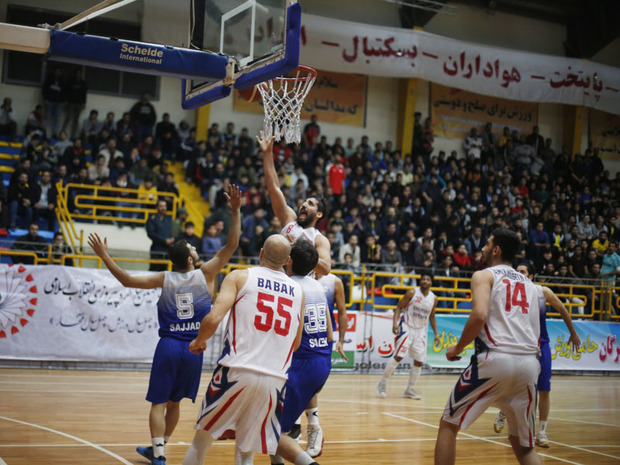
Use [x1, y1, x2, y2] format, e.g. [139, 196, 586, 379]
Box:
[502, 279, 529, 314]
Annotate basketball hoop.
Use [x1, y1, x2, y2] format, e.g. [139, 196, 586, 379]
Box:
[256, 65, 317, 144]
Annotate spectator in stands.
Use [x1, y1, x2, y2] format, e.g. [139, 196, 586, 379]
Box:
[303, 114, 320, 148]
[129, 157, 154, 186]
[25, 104, 45, 137]
[62, 67, 87, 139]
[155, 113, 178, 159]
[101, 111, 116, 138]
[146, 199, 173, 271]
[97, 136, 120, 167]
[32, 170, 57, 231]
[42, 65, 65, 138]
[578, 214, 596, 241]
[81, 109, 103, 146]
[0, 97, 17, 140]
[463, 127, 483, 159]
[592, 231, 610, 256]
[51, 231, 73, 266]
[114, 172, 137, 226]
[464, 224, 485, 255]
[526, 125, 545, 156]
[601, 240, 620, 315]
[240, 208, 268, 256]
[11, 222, 48, 264]
[170, 206, 188, 238]
[157, 172, 179, 210]
[8, 172, 35, 230]
[175, 220, 202, 253]
[201, 222, 222, 257]
[339, 233, 361, 268]
[130, 92, 157, 143]
[53, 130, 72, 160]
[88, 154, 110, 184]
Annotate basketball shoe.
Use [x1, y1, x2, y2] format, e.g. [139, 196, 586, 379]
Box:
[494, 411, 506, 433]
[288, 423, 301, 440]
[536, 430, 550, 448]
[136, 446, 154, 461]
[377, 380, 387, 398]
[403, 388, 421, 399]
[306, 424, 324, 458]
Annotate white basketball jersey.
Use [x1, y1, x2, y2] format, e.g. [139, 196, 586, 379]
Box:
[404, 288, 437, 329]
[218, 267, 303, 379]
[478, 265, 540, 355]
[281, 221, 320, 245]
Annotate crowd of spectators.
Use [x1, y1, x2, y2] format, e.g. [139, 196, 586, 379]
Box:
[1, 72, 619, 314]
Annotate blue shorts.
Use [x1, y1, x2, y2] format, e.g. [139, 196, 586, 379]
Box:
[146, 337, 203, 403]
[537, 341, 551, 392]
[279, 355, 331, 433]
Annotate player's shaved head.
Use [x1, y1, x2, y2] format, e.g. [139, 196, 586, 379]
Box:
[260, 235, 291, 269]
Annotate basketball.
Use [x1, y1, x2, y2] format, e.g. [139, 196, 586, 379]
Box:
[237, 85, 262, 103]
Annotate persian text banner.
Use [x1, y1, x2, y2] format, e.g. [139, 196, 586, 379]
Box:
[300, 14, 620, 115]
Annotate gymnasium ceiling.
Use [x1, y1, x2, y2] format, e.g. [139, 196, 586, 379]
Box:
[399, 0, 620, 59]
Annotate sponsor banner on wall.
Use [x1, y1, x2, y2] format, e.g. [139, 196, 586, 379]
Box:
[589, 109, 620, 161]
[0, 265, 162, 363]
[431, 83, 538, 139]
[298, 14, 620, 115]
[233, 70, 367, 127]
[348, 312, 620, 373]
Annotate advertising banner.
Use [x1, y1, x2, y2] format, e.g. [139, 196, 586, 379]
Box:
[589, 109, 620, 161]
[0, 265, 161, 363]
[431, 83, 538, 139]
[233, 70, 367, 127]
[347, 312, 620, 373]
[299, 14, 620, 115]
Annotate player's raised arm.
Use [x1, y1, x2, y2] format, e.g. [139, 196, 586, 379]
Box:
[257, 132, 297, 227]
[189, 269, 247, 354]
[201, 184, 242, 286]
[447, 270, 492, 360]
[541, 286, 581, 350]
[88, 233, 164, 289]
[314, 233, 331, 276]
[393, 290, 414, 335]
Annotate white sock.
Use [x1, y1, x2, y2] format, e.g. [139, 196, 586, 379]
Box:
[151, 437, 165, 458]
[305, 407, 319, 426]
[539, 421, 548, 432]
[235, 447, 254, 465]
[270, 453, 284, 464]
[382, 358, 399, 381]
[407, 365, 422, 390]
[183, 430, 213, 465]
[294, 451, 315, 465]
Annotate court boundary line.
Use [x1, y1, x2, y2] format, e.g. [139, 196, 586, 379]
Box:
[0, 415, 132, 464]
[383, 412, 583, 465]
[548, 439, 620, 461]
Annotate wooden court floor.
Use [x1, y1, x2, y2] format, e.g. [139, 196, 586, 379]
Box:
[0, 369, 618, 464]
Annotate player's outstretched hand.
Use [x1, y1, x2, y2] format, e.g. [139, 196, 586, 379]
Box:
[87, 233, 108, 258]
[189, 338, 206, 355]
[445, 345, 462, 361]
[256, 131, 275, 154]
[570, 333, 582, 352]
[224, 184, 242, 211]
[392, 322, 399, 336]
[335, 341, 349, 362]
[434, 334, 441, 347]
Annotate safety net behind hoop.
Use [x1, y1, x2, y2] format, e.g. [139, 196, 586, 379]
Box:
[256, 66, 317, 144]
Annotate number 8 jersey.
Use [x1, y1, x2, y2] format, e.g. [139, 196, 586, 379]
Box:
[157, 270, 211, 340]
[479, 265, 541, 356]
[218, 267, 304, 379]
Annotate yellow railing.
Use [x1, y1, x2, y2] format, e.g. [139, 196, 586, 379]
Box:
[60, 254, 172, 270]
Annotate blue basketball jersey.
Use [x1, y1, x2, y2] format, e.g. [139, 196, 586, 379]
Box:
[536, 285, 549, 344]
[292, 275, 332, 358]
[318, 274, 337, 328]
[157, 270, 212, 341]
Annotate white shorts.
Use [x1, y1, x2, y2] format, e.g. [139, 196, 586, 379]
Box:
[441, 350, 540, 448]
[394, 326, 427, 362]
[194, 365, 286, 454]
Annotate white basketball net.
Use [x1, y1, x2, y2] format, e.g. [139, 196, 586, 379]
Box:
[256, 67, 317, 144]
